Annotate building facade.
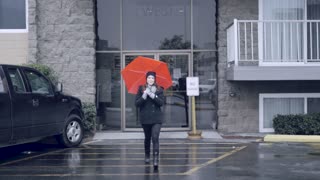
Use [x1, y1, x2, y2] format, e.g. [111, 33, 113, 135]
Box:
[95, 0, 217, 131]
[1, 0, 320, 133]
[219, 0, 320, 133]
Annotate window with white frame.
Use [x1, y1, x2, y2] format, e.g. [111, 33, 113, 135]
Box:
[0, 0, 27, 32]
[259, 0, 320, 63]
[259, 93, 320, 132]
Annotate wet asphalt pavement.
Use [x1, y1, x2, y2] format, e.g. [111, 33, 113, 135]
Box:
[0, 139, 320, 180]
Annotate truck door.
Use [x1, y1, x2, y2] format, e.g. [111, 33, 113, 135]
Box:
[0, 67, 11, 143]
[5, 67, 32, 140]
[23, 69, 60, 137]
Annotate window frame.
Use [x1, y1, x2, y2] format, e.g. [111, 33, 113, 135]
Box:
[0, 0, 28, 33]
[259, 93, 320, 132]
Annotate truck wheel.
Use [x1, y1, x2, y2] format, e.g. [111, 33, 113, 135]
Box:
[57, 114, 83, 148]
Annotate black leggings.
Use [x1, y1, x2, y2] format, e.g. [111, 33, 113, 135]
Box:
[142, 124, 161, 155]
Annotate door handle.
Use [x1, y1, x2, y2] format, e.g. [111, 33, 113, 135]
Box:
[62, 98, 68, 103]
[32, 99, 39, 107]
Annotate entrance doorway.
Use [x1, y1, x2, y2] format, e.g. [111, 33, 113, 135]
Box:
[123, 53, 191, 131]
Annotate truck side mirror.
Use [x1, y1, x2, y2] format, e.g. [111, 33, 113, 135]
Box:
[55, 82, 63, 93]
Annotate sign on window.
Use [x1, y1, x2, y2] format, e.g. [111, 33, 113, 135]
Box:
[186, 77, 199, 96]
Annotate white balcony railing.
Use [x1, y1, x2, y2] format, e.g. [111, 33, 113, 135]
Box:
[227, 19, 320, 66]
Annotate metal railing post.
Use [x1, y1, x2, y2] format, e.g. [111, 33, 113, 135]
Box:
[234, 19, 239, 66]
[303, 21, 308, 64]
[258, 21, 263, 64]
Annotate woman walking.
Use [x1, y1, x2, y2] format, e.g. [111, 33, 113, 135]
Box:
[135, 71, 164, 170]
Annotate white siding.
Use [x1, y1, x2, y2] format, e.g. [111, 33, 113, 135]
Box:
[0, 33, 28, 65]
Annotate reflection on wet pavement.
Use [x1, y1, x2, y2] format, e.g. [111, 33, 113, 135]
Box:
[4, 141, 320, 180]
[0, 141, 245, 178]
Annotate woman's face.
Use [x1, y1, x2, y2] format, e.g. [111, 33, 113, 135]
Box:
[147, 75, 155, 86]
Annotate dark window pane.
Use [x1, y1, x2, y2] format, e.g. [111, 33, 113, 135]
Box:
[307, 0, 320, 59]
[307, 0, 320, 20]
[8, 68, 26, 93]
[193, 52, 217, 129]
[123, 0, 191, 50]
[0, 0, 26, 29]
[307, 98, 320, 113]
[193, 0, 216, 49]
[96, 0, 120, 51]
[96, 53, 121, 130]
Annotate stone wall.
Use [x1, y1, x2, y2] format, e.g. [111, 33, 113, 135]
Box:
[28, 0, 96, 103]
[28, 0, 38, 63]
[217, 0, 259, 132]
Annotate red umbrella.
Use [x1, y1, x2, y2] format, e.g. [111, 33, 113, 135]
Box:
[121, 56, 172, 94]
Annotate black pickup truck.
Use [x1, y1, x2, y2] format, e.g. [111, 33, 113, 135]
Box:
[0, 64, 84, 148]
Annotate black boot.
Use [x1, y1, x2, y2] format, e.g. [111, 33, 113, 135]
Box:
[145, 154, 150, 164]
[153, 152, 159, 170]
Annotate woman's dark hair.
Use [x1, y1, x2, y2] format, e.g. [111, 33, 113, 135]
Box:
[146, 71, 156, 79]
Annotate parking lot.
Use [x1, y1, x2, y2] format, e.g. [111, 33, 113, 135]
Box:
[0, 140, 245, 179]
[0, 139, 320, 180]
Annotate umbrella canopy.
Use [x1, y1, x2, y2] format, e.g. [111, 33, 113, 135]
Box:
[121, 56, 172, 94]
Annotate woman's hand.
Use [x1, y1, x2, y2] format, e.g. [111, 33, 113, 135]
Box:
[148, 92, 156, 99]
[142, 87, 151, 100]
[150, 86, 157, 93]
[142, 91, 147, 99]
[144, 87, 151, 94]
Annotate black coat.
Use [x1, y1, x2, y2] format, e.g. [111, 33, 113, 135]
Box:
[135, 85, 165, 125]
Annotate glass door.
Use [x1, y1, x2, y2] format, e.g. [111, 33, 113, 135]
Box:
[159, 54, 190, 128]
[123, 54, 155, 129]
[123, 53, 190, 131]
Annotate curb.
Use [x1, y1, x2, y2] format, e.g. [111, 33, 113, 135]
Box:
[264, 134, 320, 143]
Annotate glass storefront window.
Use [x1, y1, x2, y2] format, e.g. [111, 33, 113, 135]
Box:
[193, 0, 216, 50]
[96, 53, 121, 130]
[96, 0, 120, 51]
[96, 1, 217, 130]
[193, 52, 217, 129]
[97, 0, 217, 51]
[122, 0, 191, 50]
